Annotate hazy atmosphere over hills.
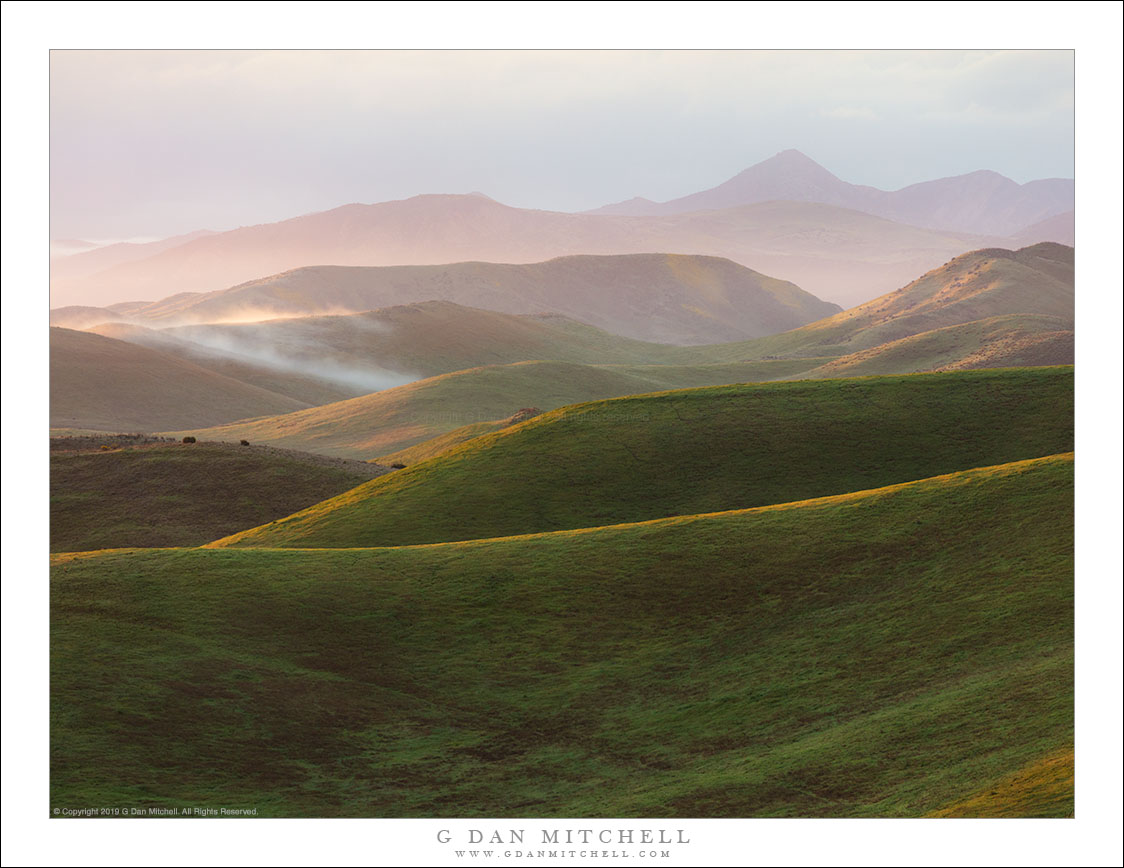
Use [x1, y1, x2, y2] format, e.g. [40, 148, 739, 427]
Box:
[49, 148, 1073, 312]
[51, 192, 1010, 311]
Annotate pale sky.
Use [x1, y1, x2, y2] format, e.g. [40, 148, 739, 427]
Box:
[50, 49, 1074, 240]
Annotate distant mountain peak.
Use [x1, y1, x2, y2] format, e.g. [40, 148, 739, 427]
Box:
[767, 148, 819, 164]
[584, 149, 1072, 236]
[738, 149, 840, 180]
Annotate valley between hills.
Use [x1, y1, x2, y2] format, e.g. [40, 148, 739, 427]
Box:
[49, 151, 1075, 819]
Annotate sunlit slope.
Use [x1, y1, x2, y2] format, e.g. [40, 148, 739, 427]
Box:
[674, 243, 1073, 364]
[928, 749, 1074, 818]
[798, 315, 1073, 378]
[171, 358, 826, 459]
[51, 455, 1074, 817]
[50, 442, 388, 552]
[215, 367, 1073, 548]
[370, 358, 831, 466]
[376, 410, 542, 467]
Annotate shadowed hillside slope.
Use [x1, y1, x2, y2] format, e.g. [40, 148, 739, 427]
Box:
[50, 441, 390, 552]
[214, 367, 1073, 549]
[51, 454, 1074, 817]
[49, 328, 309, 432]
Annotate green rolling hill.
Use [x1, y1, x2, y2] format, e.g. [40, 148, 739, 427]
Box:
[169, 358, 827, 459]
[375, 409, 543, 467]
[48, 236, 1076, 820]
[51, 453, 1073, 817]
[213, 367, 1073, 549]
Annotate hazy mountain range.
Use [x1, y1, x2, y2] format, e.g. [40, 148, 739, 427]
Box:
[586, 149, 1074, 236]
[49, 229, 219, 281]
[49, 151, 1072, 313]
[52, 253, 838, 345]
[49, 196, 988, 311]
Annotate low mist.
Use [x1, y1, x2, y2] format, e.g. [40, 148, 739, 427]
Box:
[168, 314, 420, 395]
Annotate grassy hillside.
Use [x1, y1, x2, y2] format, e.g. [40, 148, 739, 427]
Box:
[50, 441, 388, 552]
[51, 454, 1073, 817]
[798, 314, 1074, 378]
[674, 243, 1074, 364]
[50, 327, 309, 432]
[215, 367, 1073, 549]
[171, 358, 828, 459]
[376, 409, 542, 467]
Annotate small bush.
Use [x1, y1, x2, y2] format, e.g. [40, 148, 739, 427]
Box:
[99, 444, 111, 451]
[182, 436, 196, 444]
[240, 440, 250, 446]
[391, 463, 407, 469]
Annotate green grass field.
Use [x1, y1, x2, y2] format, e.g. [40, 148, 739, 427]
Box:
[50, 454, 1074, 817]
[216, 367, 1073, 549]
